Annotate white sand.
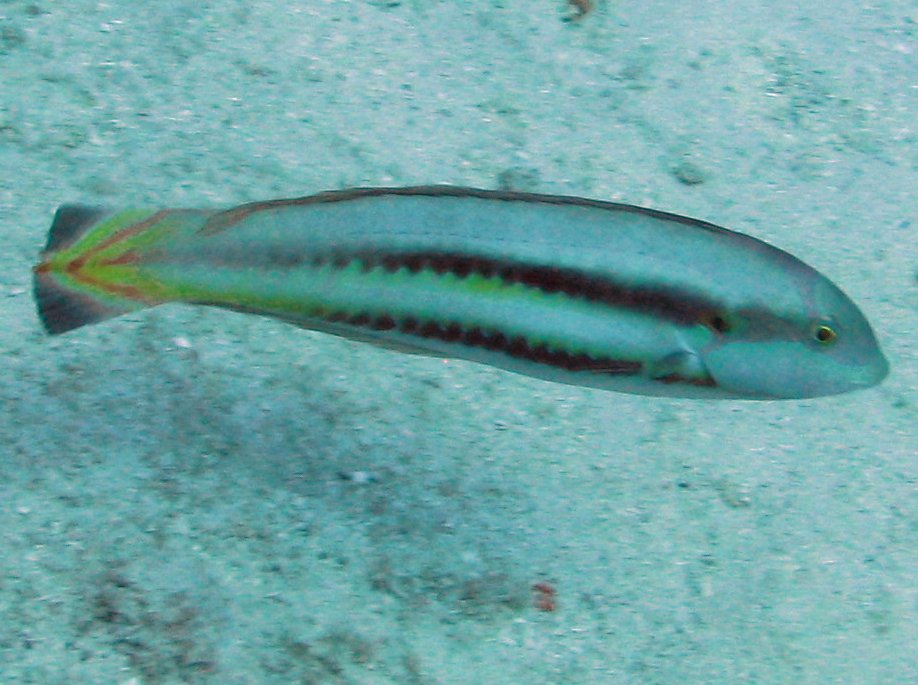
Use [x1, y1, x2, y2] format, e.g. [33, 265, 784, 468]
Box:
[0, 1, 915, 683]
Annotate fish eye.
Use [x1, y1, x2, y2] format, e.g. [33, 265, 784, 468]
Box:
[813, 323, 837, 345]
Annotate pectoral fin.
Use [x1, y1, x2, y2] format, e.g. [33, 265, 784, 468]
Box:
[648, 351, 716, 387]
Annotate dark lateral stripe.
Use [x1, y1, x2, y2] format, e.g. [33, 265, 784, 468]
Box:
[201, 299, 644, 376]
[315, 250, 719, 326]
[332, 311, 644, 375]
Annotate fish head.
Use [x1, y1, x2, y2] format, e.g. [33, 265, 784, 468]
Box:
[700, 273, 888, 399]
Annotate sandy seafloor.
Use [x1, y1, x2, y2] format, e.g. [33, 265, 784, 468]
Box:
[0, 1, 916, 683]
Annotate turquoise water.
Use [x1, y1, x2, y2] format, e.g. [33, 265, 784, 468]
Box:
[1, 1, 915, 683]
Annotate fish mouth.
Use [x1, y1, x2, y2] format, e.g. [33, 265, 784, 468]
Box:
[854, 352, 890, 388]
[820, 347, 891, 396]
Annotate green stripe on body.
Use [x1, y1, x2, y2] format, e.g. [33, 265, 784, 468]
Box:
[145, 255, 669, 374]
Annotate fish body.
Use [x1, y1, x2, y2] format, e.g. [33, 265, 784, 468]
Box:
[33, 186, 888, 399]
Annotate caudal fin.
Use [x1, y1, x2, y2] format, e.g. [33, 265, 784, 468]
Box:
[43, 205, 111, 252]
[33, 266, 140, 334]
[33, 205, 163, 335]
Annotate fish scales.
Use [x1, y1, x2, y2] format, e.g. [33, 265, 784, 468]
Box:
[33, 186, 888, 399]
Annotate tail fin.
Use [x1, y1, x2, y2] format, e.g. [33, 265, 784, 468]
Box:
[33, 205, 165, 335]
[43, 205, 110, 252]
[34, 268, 144, 335]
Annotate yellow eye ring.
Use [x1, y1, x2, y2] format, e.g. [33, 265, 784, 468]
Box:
[814, 324, 837, 344]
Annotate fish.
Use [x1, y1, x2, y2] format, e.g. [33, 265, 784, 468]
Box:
[32, 186, 888, 399]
